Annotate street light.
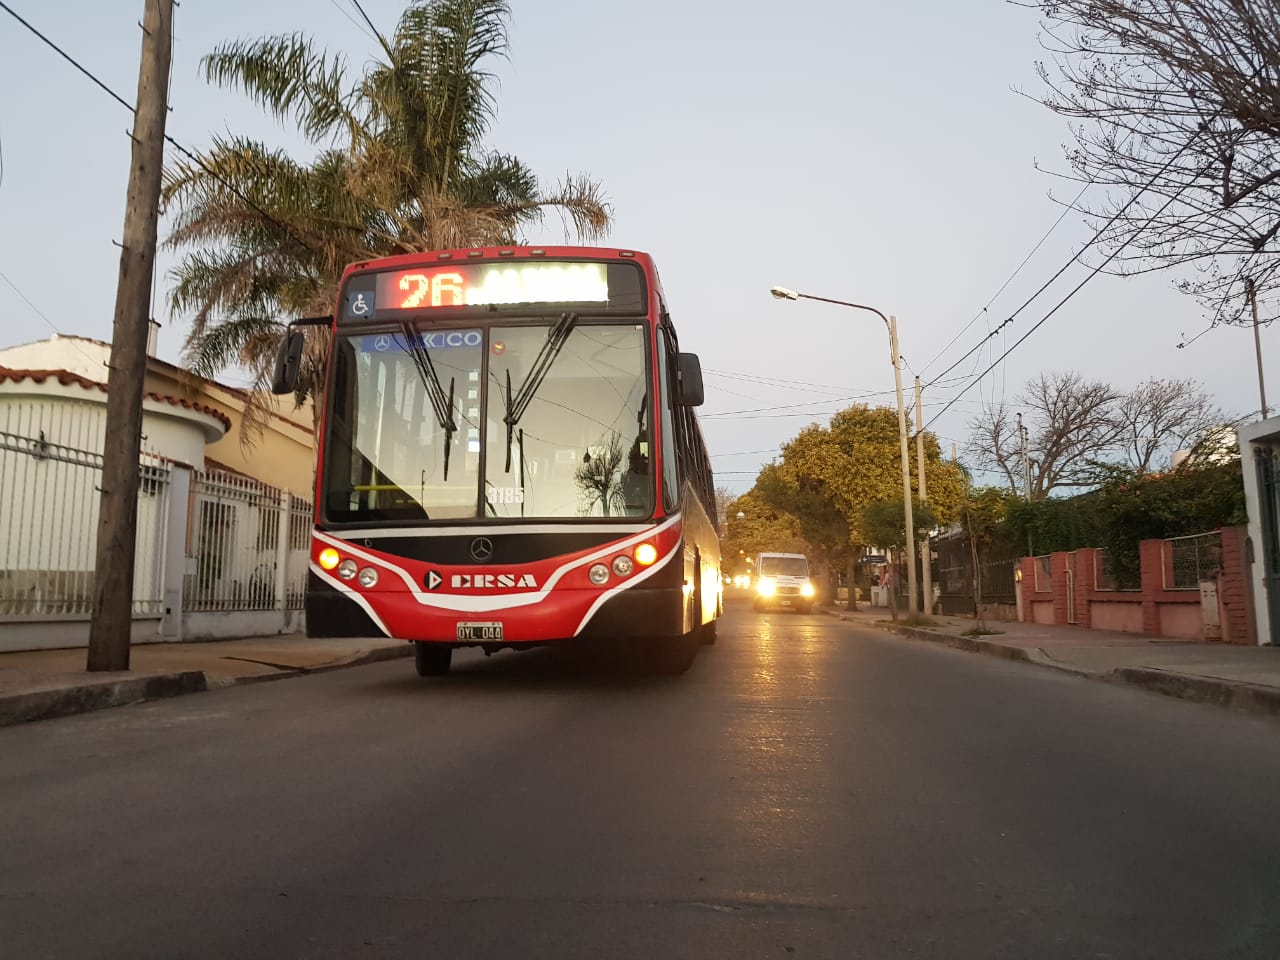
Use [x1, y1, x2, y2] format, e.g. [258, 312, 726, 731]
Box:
[768, 285, 919, 615]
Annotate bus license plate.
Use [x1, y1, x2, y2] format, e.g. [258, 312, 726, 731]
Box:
[456, 622, 503, 642]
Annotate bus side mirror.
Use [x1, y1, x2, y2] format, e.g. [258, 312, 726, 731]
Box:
[271, 329, 304, 395]
[677, 352, 704, 407]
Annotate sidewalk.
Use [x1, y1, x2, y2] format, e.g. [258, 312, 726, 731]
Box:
[0, 635, 411, 727]
[830, 605, 1280, 719]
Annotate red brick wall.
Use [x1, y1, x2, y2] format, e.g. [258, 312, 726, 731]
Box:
[1017, 557, 1037, 623]
[1218, 525, 1255, 645]
[1073, 548, 1098, 628]
[1012, 533, 1251, 642]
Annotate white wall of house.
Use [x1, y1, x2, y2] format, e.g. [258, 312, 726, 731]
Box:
[0, 335, 111, 380]
[0, 376, 227, 643]
[1238, 418, 1280, 646]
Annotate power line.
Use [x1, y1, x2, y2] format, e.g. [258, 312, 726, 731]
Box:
[1, 3, 325, 260]
[710, 447, 780, 459]
[348, 0, 393, 56]
[0, 1, 134, 112]
[924, 156, 1212, 433]
[0, 267, 112, 370]
[348, 0, 382, 37]
[701, 386, 899, 419]
[922, 120, 1213, 431]
[704, 367, 851, 395]
[326, 0, 379, 42]
[923, 171, 1165, 390]
[920, 179, 1092, 377]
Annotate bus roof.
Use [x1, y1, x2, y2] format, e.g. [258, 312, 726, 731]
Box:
[339, 246, 656, 282]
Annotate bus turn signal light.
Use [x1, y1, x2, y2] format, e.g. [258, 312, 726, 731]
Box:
[319, 548, 341, 570]
[634, 543, 658, 566]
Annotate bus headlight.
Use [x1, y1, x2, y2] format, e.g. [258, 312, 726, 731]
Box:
[800, 581, 816, 598]
[612, 555, 634, 576]
[634, 543, 658, 566]
[757, 577, 776, 597]
[319, 548, 341, 571]
[337, 559, 358, 581]
[588, 563, 610, 585]
[357, 567, 379, 588]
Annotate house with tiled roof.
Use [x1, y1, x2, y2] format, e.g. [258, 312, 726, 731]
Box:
[0, 329, 315, 493]
[0, 330, 316, 651]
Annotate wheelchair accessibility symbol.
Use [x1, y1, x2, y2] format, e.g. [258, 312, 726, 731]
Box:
[349, 292, 372, 317]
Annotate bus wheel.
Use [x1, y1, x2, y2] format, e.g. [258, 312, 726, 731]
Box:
[646, 632, 699, 675]
[700, 619, 717, 645]
[414, 642, 452, 677]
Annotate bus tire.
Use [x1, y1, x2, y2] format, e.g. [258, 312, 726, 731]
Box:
[700, 619, 717, 645]
[646, 632, 699, 675]
[414, 642, 452, 677]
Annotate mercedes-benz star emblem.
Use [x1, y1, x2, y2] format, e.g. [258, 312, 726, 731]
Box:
[469, 537, 494, 562]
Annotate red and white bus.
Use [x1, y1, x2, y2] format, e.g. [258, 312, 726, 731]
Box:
[272, 246, 721, 676]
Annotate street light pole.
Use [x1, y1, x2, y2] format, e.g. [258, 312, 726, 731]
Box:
[770, 286, 918, 615]
[1247, 278, 1269, 419]
[914, 376, 932, 615]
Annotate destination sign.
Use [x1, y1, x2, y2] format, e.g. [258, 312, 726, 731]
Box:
[376, 262, 609, 311]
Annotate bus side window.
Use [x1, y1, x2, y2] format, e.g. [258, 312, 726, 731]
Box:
[656, 328, 680, 511]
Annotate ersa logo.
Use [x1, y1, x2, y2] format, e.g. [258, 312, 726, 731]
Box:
[424, 570, 537, 590]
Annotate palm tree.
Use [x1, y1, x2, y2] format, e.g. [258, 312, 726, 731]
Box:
[163, 0, 611, 442]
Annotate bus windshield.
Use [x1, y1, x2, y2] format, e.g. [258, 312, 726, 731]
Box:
[760, 556, 809, 577]
[324, 329, 484, 522]
[321, 323, 652, 523]
[486, 323, 651, 519]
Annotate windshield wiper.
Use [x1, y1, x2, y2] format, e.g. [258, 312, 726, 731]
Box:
[399, 322, 459, 481]
[501, 312, 577, 472]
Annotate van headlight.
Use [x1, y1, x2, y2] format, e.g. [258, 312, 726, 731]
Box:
[757, 577, 776, 597]
[800, 581, 816, 598]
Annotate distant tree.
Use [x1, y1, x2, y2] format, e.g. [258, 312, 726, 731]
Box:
[714, 485, 735, 532]
[967, 372, 1121, 497]
[967, 372, 1227, 496]
[1027, 0, 1280, 324]
[776, 405, 967, 542]
[860, 498, 937, 551]
[720, 489, 806, 572]
[1112, 378, 1226, 472]
[960, 487, 1011, 632]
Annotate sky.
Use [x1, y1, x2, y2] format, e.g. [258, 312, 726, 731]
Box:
[1, 0, 1271, 496]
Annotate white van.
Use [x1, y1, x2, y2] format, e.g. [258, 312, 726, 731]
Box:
[753, 552, 815, 613]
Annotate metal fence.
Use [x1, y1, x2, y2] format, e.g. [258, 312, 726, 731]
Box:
[1095, 549, 1118, 591]
[0, 398, 169, 619]
[183, 469, 311, 612]
[1033, 555, 1052, 593]
[933, 532, 1019, 616]
[1164, 531, 1223, 590]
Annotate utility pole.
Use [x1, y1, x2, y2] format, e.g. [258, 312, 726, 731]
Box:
[1017, 412, 1031, 499]
[87, 0, 174, 672]
[914, 377, 932, 616]
[1018, 412, 1033, 557]
[1248, 278, 1268, 419]
[889, 317, 918, 617]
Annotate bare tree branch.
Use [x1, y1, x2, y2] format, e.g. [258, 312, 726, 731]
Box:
[1024, 0, 1280, 325]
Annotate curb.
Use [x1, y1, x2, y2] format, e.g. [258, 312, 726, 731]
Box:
[0, 671, 207, 727]
[0, 643, 414, 727]
[216, 642, 414, 688]
[1109, 666, 1280, 719]
[827, 607, 1280, 721]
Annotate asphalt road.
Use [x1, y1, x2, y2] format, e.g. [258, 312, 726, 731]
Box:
[3, 600, 1280, 959]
